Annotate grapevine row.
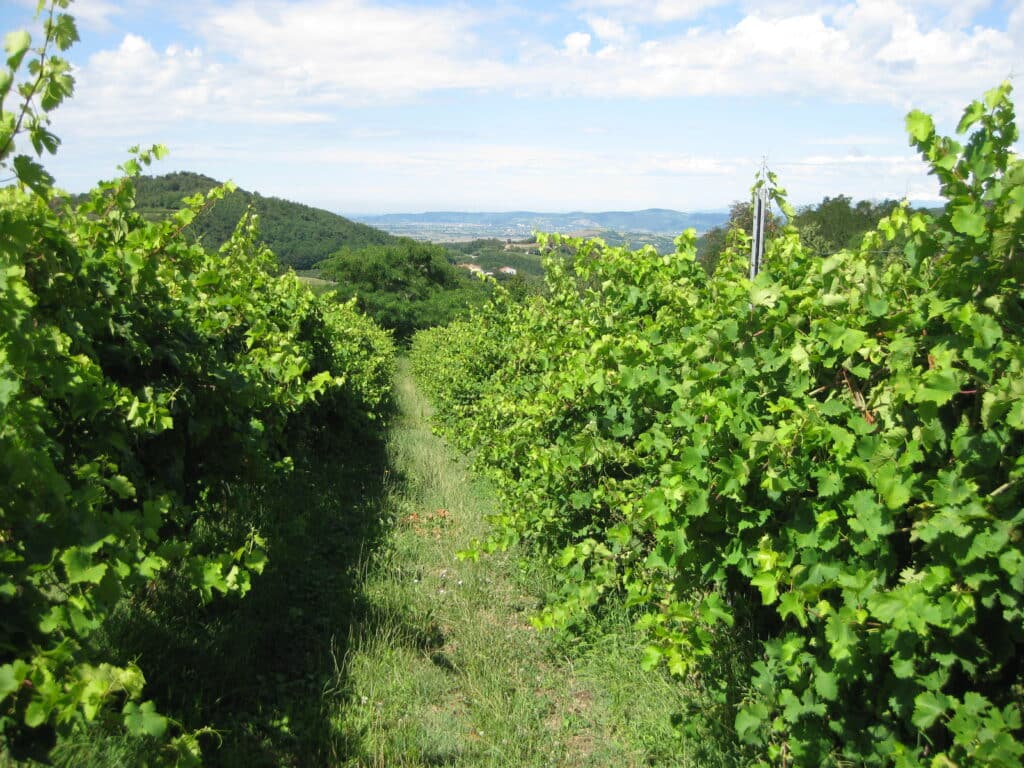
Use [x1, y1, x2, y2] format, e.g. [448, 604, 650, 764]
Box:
[1, 7, 395, 761]
[412, 85, 1024, 766]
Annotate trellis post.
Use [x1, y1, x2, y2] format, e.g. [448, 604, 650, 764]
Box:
[749, 184, 769, 280]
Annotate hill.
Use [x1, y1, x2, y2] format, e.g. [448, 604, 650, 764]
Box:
[351, 208, 728, 241]
[131, 172, 397, 270]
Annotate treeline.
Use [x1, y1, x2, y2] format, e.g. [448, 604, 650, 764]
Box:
[127, 178, 916, 347]
[126, 174, 921, 348]
[411, 85, 1024, 767]
[698, 194, 930, 273]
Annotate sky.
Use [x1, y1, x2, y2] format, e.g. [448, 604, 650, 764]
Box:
[1, 0, 1022, 214]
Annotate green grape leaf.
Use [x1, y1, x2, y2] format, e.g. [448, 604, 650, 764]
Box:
[639, 645, 663, 671]
[61, 548, 108, 585]
[912, 691, 950, 729]
[814, 668, 838, 701]
[957, 100, 985, 134]
[916, 369, 960, 406]
[826, 611, 856, 661]
[123, 700, 168, 739]
[53, 13, 79, 52]
[25, 698, 49, 728]
[750, 572, 779, 605]
[906, 110, 935, 143]
[0, 661, 29, 700]
[874, 466, 911, 511]
[4, 30, 30, 69]
[642, 488, 671, 525]
[12, 155, 54, 197]
[735, 703, 769, 743]
[950, 203, 986, 237]
[104, 474, 136, 500]
[701, 592, 734, 627]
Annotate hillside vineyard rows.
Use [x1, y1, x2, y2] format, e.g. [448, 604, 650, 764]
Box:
[3, 3, 1024, 767]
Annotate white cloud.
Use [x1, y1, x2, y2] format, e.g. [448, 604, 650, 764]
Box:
[652, 0, 732, 21]
[772, 152, 937, 201]
[573, 0, 729, 22]
[148, 136, 931, 211]
[53, 34, 332, 138]
[564, 31, 592, 56]
[196, 0, 510, 100]
[901, 0, 994, 30]
[52, 0, 1022, 141]
[29, 0, 1016, 211]
[66, 0, 125, 31]
[809, 135, 898, 146]
[588, 16, 628, 42]
[1011, 0, 1024, 32]
[540, 2, 1021, 113]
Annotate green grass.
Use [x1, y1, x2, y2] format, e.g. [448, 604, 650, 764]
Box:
[295, 274, 336, 287]
[296, 273, 338, 296]
[327, 361, 731, 767]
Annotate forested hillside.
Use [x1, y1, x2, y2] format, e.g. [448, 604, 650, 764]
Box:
[316, 239, 491, 340]
[131, 171, 396, 270]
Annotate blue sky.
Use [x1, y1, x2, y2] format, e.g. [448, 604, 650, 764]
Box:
[2, 0, 1022, 213]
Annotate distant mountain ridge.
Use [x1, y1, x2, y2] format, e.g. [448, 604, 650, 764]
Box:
[131, 172, 396, 270]
[352, 208, 728, 236]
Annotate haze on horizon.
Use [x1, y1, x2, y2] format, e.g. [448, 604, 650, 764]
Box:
[1, 0, 1021, 215]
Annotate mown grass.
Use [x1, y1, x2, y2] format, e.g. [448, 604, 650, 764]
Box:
[295, 270, 337, 296]
[328, 361, 740, 767]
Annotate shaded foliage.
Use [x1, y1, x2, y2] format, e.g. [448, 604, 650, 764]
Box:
[1, 6, 395, 762]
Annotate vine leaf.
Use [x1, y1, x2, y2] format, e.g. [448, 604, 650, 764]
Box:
[906, 110, 935, 143]
[122, 701, 168, 739]
[912, 691, 950, 729]
[951, 203, 986, 237]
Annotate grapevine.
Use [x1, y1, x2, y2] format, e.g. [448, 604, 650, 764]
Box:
[413, 83, 1024, 766]
[1, 3, 394, 761]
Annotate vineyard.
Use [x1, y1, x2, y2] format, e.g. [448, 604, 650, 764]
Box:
[412, 86, 1024, 766]
[3, 2, 1024, 766]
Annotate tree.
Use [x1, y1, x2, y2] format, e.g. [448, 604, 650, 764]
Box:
[792, 195, 900, 255]
[316, 239, 489, 340]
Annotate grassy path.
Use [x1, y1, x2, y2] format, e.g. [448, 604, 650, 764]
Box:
[328, 361, 695, 767]
[35, 360, 719, 768]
